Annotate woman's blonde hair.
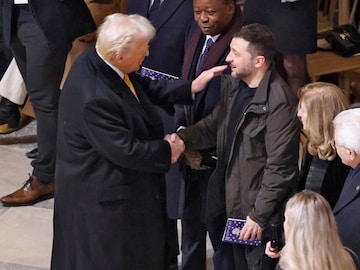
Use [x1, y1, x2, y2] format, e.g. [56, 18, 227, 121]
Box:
[298, 82, 349, 160]
[278, 190, 356, 270]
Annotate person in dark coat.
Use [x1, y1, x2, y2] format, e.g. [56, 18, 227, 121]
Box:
[51, 13, 226, 270]
[0, 0, 96, 206]
[333, 108, 360, 265]
[126, 2, 194, 268]
[127, 0, 194, 79]
[243, 0, 317, 94]
[176, 23, 300, 270]
[174, 0, 242, 269]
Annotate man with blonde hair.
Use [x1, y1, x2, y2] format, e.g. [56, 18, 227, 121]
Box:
[50, 13, 225, 270]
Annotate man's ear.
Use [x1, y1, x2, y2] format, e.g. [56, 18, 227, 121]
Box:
[226, 0, 236, 16]
[115, 53, 123, 62]
[348, 147, 357, 161]
[253, 55, 265, 68]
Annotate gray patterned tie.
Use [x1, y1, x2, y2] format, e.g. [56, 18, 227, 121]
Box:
[196, 38, 214, 76]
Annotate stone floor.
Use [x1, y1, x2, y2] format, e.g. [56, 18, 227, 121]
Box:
[0, 120, 214, 270]
[0, 120, 50, 270]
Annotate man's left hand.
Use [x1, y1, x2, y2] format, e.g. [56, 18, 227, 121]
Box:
[239, 216, 263, 241]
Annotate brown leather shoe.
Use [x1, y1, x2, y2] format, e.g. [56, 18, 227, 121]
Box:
[0, 175, 55, 207]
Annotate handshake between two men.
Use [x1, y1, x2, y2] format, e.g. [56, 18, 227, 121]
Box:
[163, 64, 227, 167]
[164, 133, 210, 170]
[163, 133, 185, 164]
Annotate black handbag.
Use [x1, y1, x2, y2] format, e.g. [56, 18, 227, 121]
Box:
[325, 24, 360, 57]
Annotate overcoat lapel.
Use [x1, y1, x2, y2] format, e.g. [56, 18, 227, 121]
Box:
[333, 168, 360, 214]
[130, 73, 165, 128]
[182, 34, 239, 108]
[195, 33, 233, 104]
[182, 28, 203, 80]
[131, 75, 165, 138]
[89, 48, 154, 128]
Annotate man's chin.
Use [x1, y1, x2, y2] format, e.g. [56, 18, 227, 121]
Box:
[200, 28, 213, 36]
[230, 71, 238, 79]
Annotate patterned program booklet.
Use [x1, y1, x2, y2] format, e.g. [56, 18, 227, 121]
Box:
[139, 66, 179, 81]
[222, 218, 262, 246]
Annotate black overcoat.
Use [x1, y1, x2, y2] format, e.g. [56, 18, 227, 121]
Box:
[51, 47, 193, 270]
[334, 164, 360, 261]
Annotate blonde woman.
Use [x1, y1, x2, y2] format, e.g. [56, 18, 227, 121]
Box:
[265, 190, 357, 270]
[297, 82, 350, 208]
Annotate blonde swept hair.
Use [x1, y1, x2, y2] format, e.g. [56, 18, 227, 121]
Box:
[298, 82, 349, 160]
[96, 13, 156, 62]
[278, 190, 356, 270]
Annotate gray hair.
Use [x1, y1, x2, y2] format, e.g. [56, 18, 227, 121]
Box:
[96, 13, 156, 62]
[333, 108, 360, 154]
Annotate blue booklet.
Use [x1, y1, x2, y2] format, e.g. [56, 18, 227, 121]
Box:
[222, 218, 262, 246]
[139, 66, 179, 81]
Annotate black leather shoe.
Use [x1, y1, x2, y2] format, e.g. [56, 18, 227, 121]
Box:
[26, 148, 38, 159]
[0, 97, 20, 133]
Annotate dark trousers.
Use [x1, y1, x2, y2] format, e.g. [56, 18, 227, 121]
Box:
[0, 48, 12, 79]
[0, 10, 12, 78]
[0, 43, 12, 79]
[232, 228, 278, 270]
[181, 169, 235, 270]
[165, 218, 179, 270]
[10, 22, 70, 183]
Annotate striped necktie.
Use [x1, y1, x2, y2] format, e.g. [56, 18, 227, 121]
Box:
[196, 38, 214, 76]
[123, 74, 139, 101]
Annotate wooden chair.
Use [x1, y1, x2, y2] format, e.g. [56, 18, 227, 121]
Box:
[317, 0, 337, 35]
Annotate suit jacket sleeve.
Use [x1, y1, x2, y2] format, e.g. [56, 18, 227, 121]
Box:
[177, 103, 219, 151]
[134, 73, 194, 106]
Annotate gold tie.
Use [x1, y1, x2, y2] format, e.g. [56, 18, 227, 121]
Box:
[123, 74, 139, 101]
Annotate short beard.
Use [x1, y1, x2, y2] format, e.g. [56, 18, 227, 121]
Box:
[233, 65, 253, 81]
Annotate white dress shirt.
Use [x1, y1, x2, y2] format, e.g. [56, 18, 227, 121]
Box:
[14, 0, 29, 4]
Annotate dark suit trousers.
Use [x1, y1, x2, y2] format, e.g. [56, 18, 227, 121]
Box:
[232, 228, 278, 270]
[10, 22, 70, 183]
[181, 168, 235, 270]
[0, 10, 12, 78]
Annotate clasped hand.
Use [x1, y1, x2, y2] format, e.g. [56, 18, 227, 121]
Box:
[184, 149, 208, 170]
[239, 216, 263, 242]
[163, 133, 184, 164]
